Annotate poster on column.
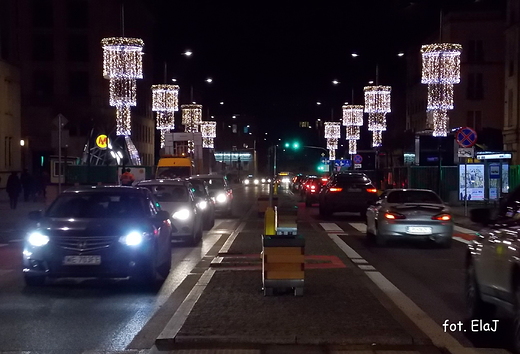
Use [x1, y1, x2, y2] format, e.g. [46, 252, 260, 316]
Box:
[459, 164, 484, 201]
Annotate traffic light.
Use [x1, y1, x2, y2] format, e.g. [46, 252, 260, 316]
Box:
[284, 141, 300, 150]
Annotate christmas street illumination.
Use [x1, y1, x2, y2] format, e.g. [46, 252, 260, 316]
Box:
[152, 84, 179, 147]
[181, 104, 202, 128]
[324, 122, 340, 161]
[367, 112, 387, 132]
[364, 86, 391, 147]
[421, 43, 462, 136]
[342, 105, 364, 126]
[201, 121, 217, 148]
[372, 130, 383, 147]
[349, 139, 357, 155]
[345, 125, 360, 140]
[101, 37, 144, 136]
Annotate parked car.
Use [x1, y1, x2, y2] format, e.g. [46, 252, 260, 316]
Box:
[319, 172, 378, 217]
[136, 179, 204, 245]
[365, 188, 453, 247]
[188, 178, 216, 230]
[466, 187, 520, 352]
[190, 174, 233, 216]
[22, 186, 172, 286]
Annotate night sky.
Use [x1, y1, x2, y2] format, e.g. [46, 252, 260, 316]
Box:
[145, 0, 504, 144]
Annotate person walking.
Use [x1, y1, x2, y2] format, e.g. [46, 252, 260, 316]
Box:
[6, 171, 22, 209]
[120, 168, 135, 186]
[20, 168, 34, 202]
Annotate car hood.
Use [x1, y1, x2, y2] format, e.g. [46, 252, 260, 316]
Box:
[32, 217, 151, 237]
[157, 201, 193, 214]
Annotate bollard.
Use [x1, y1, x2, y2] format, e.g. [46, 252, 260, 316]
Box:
[264, 206, 276, 236]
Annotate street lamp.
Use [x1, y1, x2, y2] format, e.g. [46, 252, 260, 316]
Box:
[183, 50, 193, 57]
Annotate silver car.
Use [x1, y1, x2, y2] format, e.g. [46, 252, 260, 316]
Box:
[137, 179, 203, 246]
[365, 189, 453, 247]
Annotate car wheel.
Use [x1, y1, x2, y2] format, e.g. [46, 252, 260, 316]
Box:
[375, 223, 387, 246]
[157, 248, 172, 279]
[465, 261, 494, 320]
[438, 237, 452, 248]
[203, 215, 212, 230]
[24, 275, 46, 286]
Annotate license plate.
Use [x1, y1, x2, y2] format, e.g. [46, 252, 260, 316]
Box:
[407, 227, 432, 235]
[347, 188, 361, 192]
[63, 255, 101, 265]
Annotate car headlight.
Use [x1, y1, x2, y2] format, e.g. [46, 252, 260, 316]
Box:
[216, 193, 227, 203]
[244, 179, 250, 185]
[197, 201, 208, 210]
[173, 208, 191, 220]
[27, 232, 49, 247]
[254, 179, 259, 185]
[267, 178, 272, 183]
[119, 231, 143, 246]
[261, 178, 266, 183]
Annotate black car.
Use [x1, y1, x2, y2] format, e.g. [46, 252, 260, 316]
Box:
[319, 172, 379, 217]
[190, 174, 233, 216]
[188, 178, 216, 230]
[23, 186, 172, 286]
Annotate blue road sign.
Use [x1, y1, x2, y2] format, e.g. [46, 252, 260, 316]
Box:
[353, 154, 363, 164]
[456, 127, 477, 148]
[334, 159, 351, 167]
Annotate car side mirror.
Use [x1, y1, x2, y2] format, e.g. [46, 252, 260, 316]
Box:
[470, 208, 492, 225]
[28, 210, 43, 220]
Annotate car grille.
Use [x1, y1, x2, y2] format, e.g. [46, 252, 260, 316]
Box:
[51, 236, 116, 253]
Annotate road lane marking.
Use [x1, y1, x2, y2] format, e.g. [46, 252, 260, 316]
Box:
[322, 222, 480, 354]
[320, 223, 343, 232]
[454, 226, 477, 235]
[349, 222, 367, 233]
[351, 258, 368, 264]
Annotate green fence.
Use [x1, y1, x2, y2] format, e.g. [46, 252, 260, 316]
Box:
[408, 166, 458, 202]
[509, 165, 520, 191]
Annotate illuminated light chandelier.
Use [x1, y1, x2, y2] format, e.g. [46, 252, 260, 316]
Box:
[152, 84, 179, 148]
[324, 122, 340, 161]
[342, 104, 364, 155]
[364, 86, 391, 147]
[181, 104, 203, 153]
[101, 37, 144, 136]
[200, 121, 217, 149]
[421, 43, 462, 137]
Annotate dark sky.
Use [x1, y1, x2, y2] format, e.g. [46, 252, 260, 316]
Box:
[145, 0, 505, 142]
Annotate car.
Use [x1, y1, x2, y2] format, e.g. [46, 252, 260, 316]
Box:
[365, 188, 453, 247]
[465, 187, 520, 352]
[190, 174, 233, 216]
[188, 178, 216, 230]
[291, 174, 305, 192]
[301, 176, 327, 207]
[136, 179, 204, 245]
[319, 172, 378, 217]
[22, 186, 172, 287]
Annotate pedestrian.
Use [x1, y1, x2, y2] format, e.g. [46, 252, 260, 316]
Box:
[120, 168, 135, 186]
[40, 170, 50, 199]
[20, 168, 35, 202]
[6, 171, 22, 209]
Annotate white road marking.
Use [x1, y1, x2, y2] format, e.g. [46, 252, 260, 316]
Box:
[454, 225, 477, 235]
[453, 237, 472, 245]
[349, 222, 367, 233]
[320, 224, 363, 259]
[8, 239, 22, 243]
[322, 222, 481, 354]
[320, 223, 343, 232]
[351, 258, 368, 264]
[0, 244, 8, 248]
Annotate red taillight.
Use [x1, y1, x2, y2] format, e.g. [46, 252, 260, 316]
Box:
[366, 188, 377, 193]
[329, 187, 343, 192]
[384, 212, 406, 220]
[432, 213, 451, 221]
[310, 185, 316, 189]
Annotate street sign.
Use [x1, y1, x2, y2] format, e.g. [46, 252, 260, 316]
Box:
[353, 154, 363, 164]
[354, 164, 362, 169]
[457, 147, 474, 158]
[334, 159, 351, 167]
[456, 127, 477, 148]
[95, 135, 109, 149]
[52, 113, 68, 127]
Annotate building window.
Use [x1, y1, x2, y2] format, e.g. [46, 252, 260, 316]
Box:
[67, 34, 89, 62]
[467, 73, 484, 100]
[466, 111, 482, 131]
[68, 71, 89, 97]
[32, 33, 54, 61]
[299, 121, 309, 128]
[467, 40, 484, 63]
[33, 71, 54, 97]
[67, 0, 88, 28]
[32, 0, 53, 28]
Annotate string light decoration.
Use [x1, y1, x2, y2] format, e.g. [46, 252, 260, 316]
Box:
[181, 104, 203, 153]
[324, 122, 340, 161]
[349, 139, 357, 155]
[101, 37, 144, 136]
[342, 104, 363, 155]
[364, 86, 391, 147]
[200, 121, 217, 148]
[421, 43, 462, 136]
[345, 125, 360, 140]
[152, 84, 179, 147]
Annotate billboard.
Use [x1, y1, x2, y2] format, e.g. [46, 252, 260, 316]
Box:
[459, 164, 484, 201]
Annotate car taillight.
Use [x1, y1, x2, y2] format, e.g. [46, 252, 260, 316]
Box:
[432, 213, 451, 221]
[366, 188, 378, 193]
[329, 187, 343, 192]
[310, 185, 316, 189]
[384, 212, 406, 220]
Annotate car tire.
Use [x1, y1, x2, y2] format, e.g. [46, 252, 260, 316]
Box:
[157, 248, 172, 279]
[24, 275, 46, 286]
[465, 261, 494, 320]
[375, 223, 387, 246]
[439, 237, 452, 249]
[203, 215, 212, 230]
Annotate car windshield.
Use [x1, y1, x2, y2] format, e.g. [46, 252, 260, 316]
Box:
[386, 190, 443, 204]
[335, 174, 371, 186]
[197, 178, 225, 190]
[189, 180, 207, 197]
[141, 185, 189, 202]
[46, 193, 149, 218]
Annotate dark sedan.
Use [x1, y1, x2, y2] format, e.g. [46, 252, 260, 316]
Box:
[23, 186, 172, 286]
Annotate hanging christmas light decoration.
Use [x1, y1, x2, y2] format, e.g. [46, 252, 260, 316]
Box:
[101, 37, 144, 136]
[345, 125, 360, 140]
[152, 84, 179, 148]
[349, 139, 357, 155]
[364, 86, 391, 147]
[181, 104, 203, 153]
[342, 105, 364, 126]
[200, 121, 217, 149]
[324, 122, 340, 161]
[421, 43, 462, 137]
